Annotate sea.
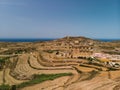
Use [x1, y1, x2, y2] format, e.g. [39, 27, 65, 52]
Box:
[0, 38, 55, 42]
[0, 38, 119, 42]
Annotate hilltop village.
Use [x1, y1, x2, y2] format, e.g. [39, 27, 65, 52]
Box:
[0, 36, 120, 90]
[41, 36, 94, 59]
[37, 36, 120, 67]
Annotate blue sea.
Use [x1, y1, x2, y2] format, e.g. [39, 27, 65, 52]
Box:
[0, 38, 119, 42]
[95, 39, 120, 42]
[0, 38, 56, 42]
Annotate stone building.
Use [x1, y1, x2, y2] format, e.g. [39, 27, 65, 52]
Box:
[70, 46, 93, 58]
[44, 36, 94, 59]
[53, 39, 94, 59]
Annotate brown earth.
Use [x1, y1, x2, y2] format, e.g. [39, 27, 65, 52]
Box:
[0, 37, 120, 90]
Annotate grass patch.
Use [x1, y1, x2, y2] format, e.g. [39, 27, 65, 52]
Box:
[0, 84, 11, 90]
[17, 73, 72, 89]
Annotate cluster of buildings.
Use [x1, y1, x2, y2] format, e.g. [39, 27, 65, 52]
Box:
[48, 37, 94, 59]
[40, 36, 120, 65]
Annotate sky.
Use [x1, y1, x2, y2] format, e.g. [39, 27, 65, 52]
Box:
[0, 0, 120, 39]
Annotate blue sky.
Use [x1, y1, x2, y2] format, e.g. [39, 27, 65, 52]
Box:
[0, 0, 119, 39]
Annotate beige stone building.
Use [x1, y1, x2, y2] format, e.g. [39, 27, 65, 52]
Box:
[70, 46, 93, 58]
[52, 40, 94, 59]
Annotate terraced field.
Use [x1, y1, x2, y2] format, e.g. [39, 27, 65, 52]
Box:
[4, 69, 24, 85]
[1, 51, 120, 90]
